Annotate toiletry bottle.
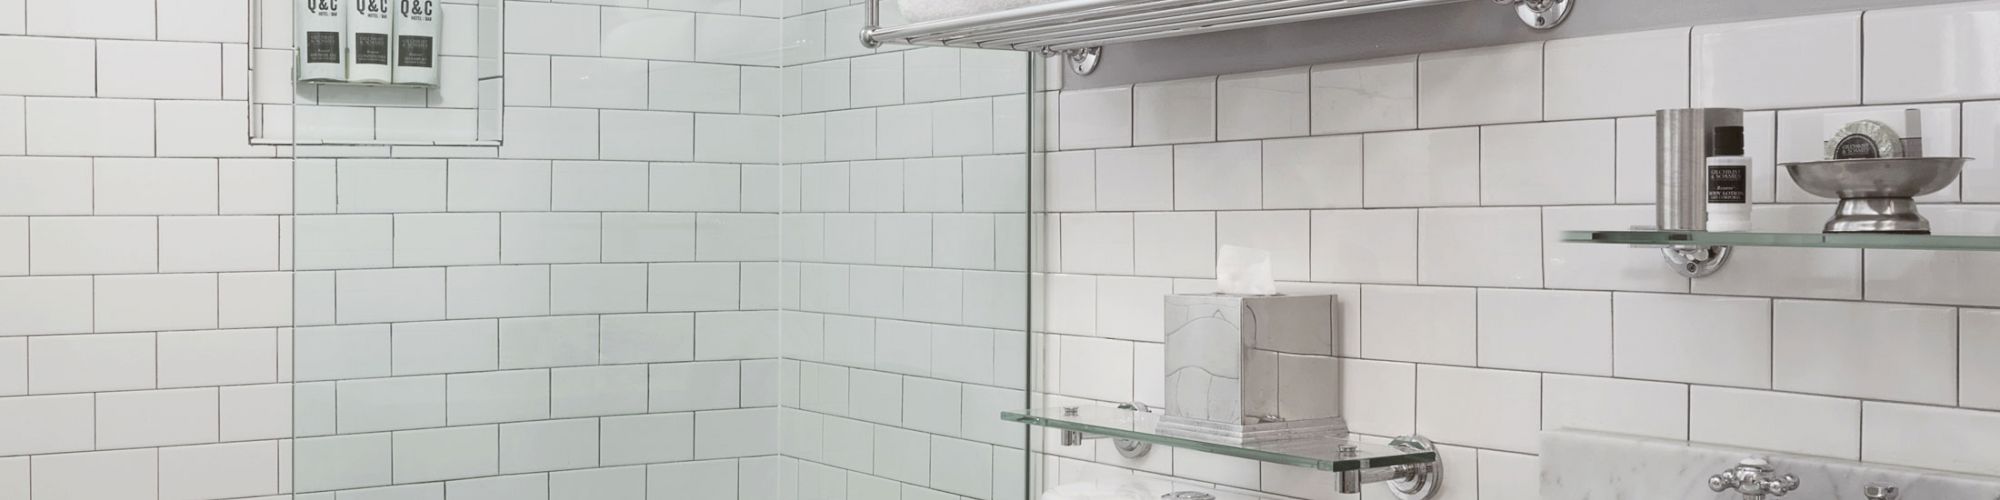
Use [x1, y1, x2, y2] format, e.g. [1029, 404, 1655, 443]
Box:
[1706, 126, 1751, 232]
[298, 0, 347, 82]
[392, 0, 440, 86]
[348, 0, 395, 84]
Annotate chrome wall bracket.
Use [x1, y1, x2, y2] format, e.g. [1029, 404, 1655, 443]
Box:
[1054, 403, 1154, 459]
[1663, 244, 1730, 278]
[1338, 435, 1442, 500]
[1495, 0, 1572, 29]
[1041, 47, 1102, 76]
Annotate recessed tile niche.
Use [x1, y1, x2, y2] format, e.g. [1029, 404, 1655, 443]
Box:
[248, 0, 503, 145]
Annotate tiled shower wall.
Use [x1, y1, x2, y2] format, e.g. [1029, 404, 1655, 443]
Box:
[1036, 1, 2000, 499]
[772, 1, 1035, 499]
[0, 0, 791, 499]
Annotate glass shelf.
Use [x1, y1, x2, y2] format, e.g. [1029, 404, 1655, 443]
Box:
[1001, 407, 1437, 472]
[1560, 230, 2000, 251]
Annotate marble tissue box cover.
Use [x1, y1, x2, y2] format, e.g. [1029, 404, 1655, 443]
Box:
[1163, 293, 1339, 425]
[1542, 430, 2000, 499]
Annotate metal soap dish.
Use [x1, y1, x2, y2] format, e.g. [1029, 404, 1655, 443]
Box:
[1781, 157, 1968, 234]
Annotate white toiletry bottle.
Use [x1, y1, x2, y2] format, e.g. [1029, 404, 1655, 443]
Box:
[298, 0, 347, 82]
[1706, 125, 1752, 232]
[392, 0, 440, 86]
[348, 0, 395, 84]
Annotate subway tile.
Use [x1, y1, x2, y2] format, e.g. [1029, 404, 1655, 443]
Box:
[1094, 276, 1172, 343]
[1542, 374, 1686, 440]
[501, 107, 599, 160]
[26, 97, 153, 157]
[1341, 359, 1415, 437]
[337, 375, 446, 433]
[339, 268, 448, 324]
[933, 99, 994, 156]
[551, 264, 648, 315]
[295, 214, 392, 270]
[648, 459, 738, 500]
[1692, 12, 1861, 109]
[1310, 55, 1416, 135]
[0, 157, 90, 215]
[500, 418, 600, 474]
[1215, 210, 1309, 281]
[0, 276, 91, 335]
[601, 7, 693, 60]
[97, 387, 219, 448]
[1059, 213, 1133, 275]
[1310, 209, 1415, 284]
[649, 262, 739, 312]
[393, 426, 499, 484]
[1478, 289, 1612, 376]
[1544, 28, 1690, 120]
[0, 96, 18, 155]
[1133, 212, 1215, 279]
[159, 216, 279, 272]
[504, 2, 599, 56]
[1045, 151, 1095, 212]
[1362, 128, 1479, 207]
[1417, 42, 1541, 128]
[337, 160, 448, 213]
[1966, 308, 2000, 410]
[551, 365, 648, 417]
[1173, 141, 1261, 211]
[874, 104, 933, 160]
[447, 369, 550, 425]
[95, 158, 218, 215]
[932, 214, 994, 269]
[1416, 364, 1541, 453]
[0, 338, 18, 395]
[394, 213, 499, 267]
[961, 48, 1024, 98]
[600, 313, 695, 364]
[697, 113, 780, 163]
[651, 61, 740, 113]
[96, 273, 217, 332]
[293, 325, 390, 382]
[158, 328, 275, 387]
[905, 158, 963, 213]
[1132, 77, 1215, 146]
[601, 110, 696, 162]
[0, 394, 92, 455]
[1263, 135, 1362, 210]
[1613, 293, 1771, 388]
[159, 442, 278, 500]
[0, 36, 94, 96]
[97, 40, 221, 99]
[1417, 207, 1542, 288]
[1864, 206, 2000, 307]
[1359, 285, 1475, 366]
[447, 265, 551, 319]
[551, 466, 645, 500]
[1864, 401, 2000, 476]
[218, 384, 289, 441]
[392, 320, 499, 376]
[1689, 386, 1860, 459]
[649, 360, 740, 412]
[1864, 1, 2000, 103]
[1773, 299, 1956, 405]
[0, 218, 16, 276]
[1057, 335, 1133, 402]
[502, 213, 601, 264]
[1094, 146, 1174, 212]
[1966, 101, 2000, 202]
[1058, 86, 1131, 150]
[1217, 68, 1308, 140]
[498, 316, 599, 369]
[1480, 120, 1616, 206]
[448, 160, 551, 212]
[31, 449, 157, 500]
[695, 407, 777, 458]
[30, 216, 156, 275]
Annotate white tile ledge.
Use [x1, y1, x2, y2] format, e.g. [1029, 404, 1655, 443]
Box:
[1542, 430, 2000, 499]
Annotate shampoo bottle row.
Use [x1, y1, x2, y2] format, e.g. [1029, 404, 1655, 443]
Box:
[297, 0, 441, 86]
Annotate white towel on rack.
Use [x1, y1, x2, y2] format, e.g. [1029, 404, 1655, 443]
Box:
[897, 0, 1060, 23]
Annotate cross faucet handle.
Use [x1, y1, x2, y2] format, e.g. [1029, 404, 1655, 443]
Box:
[1708, 458, 1801, 499]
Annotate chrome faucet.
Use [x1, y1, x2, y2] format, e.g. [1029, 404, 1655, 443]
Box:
[1708, 458, 1800, 499]
[1863, 482, 1899, 500]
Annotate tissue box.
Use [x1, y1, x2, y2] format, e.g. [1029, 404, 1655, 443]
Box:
[1161, 293, 1343, 444]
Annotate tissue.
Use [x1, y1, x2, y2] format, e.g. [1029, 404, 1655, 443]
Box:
[1216, 245, 1276, 295]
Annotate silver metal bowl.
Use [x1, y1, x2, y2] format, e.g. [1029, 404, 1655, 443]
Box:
[1781, 157, 1968, 234]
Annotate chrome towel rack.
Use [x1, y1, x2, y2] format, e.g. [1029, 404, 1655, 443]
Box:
[861, 0, 1574, 74]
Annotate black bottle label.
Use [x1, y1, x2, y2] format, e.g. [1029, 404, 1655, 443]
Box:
[398, 36, 434, 68]
[355, 33, 390, 65]
[306, 32, 340, 63]
[1708, 164, 1746, 203]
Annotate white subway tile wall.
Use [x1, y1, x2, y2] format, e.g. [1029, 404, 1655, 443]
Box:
[1034, 1, 2000, 497]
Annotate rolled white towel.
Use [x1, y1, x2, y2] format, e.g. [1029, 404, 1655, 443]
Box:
[897, 0, 1062, 23]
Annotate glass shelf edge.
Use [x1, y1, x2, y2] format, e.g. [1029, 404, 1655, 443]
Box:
[1560, 230, 2000, 252]
[1001, 408, 1438, 472]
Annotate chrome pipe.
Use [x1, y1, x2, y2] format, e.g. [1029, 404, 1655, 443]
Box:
[974, 0, 1301, 46]
[906, 0, 1210, 43]
[864, 0, 1138, 45]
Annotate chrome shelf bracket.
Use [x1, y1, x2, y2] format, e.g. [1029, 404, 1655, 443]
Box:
[1054, 403, 1155, 457]
[1663, 244, 1730, 278]
[1338, 435, 1442, 500]
[1495, 0, 1572, 29]
[1045, 47, 1102, 76]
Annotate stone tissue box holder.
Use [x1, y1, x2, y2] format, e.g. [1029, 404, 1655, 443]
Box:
[1162, 293, 1343, 445]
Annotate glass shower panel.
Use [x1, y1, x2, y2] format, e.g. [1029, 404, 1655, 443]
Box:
[775, 11, 1039, 500]
[288, 0, 787, 498]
